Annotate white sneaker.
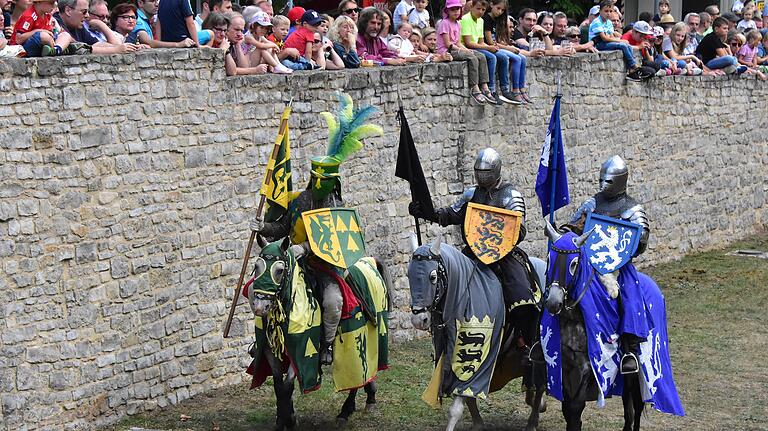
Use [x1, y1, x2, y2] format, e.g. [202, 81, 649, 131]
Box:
[273, 64, 293, 74]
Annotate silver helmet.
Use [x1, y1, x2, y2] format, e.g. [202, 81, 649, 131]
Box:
[599, 155, 628, 199]
[474, 148, 502, 189]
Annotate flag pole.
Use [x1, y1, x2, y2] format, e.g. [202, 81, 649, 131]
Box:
[548, 72, 563, 228]
[224, 98, 293, 338]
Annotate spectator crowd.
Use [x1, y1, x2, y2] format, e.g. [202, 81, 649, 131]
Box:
[1, 0, 767, 103]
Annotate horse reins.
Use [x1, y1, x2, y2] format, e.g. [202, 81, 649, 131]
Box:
[547, 243, 595, 314]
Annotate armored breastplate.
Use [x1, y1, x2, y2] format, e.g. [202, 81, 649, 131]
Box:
[593, 192, 639, 221]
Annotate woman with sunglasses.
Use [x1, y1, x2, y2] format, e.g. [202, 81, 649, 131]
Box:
[338, 0, 359, 23]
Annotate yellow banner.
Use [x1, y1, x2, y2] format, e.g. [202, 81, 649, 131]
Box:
[464, 203, 522, 265]
[259, 106, 292, 214]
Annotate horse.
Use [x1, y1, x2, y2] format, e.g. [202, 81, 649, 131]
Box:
[407, 235, 548, 431]
[541, 221, 685, 431]
[243, 235, 391, 430]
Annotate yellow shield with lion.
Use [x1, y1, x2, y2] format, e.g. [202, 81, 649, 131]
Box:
[464, 203, 523, 265]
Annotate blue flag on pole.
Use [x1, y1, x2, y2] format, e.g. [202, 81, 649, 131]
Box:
[535, 96, 570, 218]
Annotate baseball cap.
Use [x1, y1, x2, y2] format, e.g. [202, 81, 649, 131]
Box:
[301, 9, 323, 26]
[287, 6, 306, 23]
[589, 5, 600, 16]
[632, 20, 652, 34]
[250, 10, 272, 27]
[652, 26, 665, 38]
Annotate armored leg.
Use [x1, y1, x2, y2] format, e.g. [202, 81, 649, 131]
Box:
[321, 280, 343, 365]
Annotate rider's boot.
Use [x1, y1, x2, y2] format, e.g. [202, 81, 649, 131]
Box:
[620, 334, 640, 374]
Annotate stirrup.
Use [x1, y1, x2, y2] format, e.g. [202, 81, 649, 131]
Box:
[620, 352, 639, 374]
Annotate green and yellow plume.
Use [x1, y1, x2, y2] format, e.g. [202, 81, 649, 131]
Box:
[319, 93, 383, 163]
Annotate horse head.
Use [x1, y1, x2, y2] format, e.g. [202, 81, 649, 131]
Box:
[543, 221, 592, 315]
[246, 235, 303, 317]
[406, 236, 445, 331]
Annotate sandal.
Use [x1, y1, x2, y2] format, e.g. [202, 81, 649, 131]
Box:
[521, 90, 533, 104]
[470, 91, 487, 104]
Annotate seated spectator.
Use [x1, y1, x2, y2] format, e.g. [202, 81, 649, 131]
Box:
[705, 4, 720, 20]
[378, 6, 393, 44]
[109, 3, 139, 44]
[285, 6, 304, 36]
[437, 0, 492, 103]
[409, 27, 428, 53]
[642, 25, 668, 75]
[610, 10, 624, 36]
[284, 9, 322, 62]
[387, 21, 425, 60]
[408, 0, 430, 30]
[652, 0, 670, 23]
[355, 7, 405, 65]
[738, 9, 757, 30]
[620, 19, 652, 46]
[563, 25, 596, 52]
[757, 29, 768, 64]
[699, 11, 712, 36]
[721, 12, 739, 30]
[128, 0, 195, 47]
[267, 14, 306, 70]
[648, 25, 679, 74]
[684, 12, 701, 52]
[483, 0, 530, 104]
[54, 0, 137, 53]
[10, 0, 73, 56]
[421, 26, 452, 61]
[590, 0, 646, 80]
[198, 11, 228, 47]
[579, 5, 599, 44]
[512, 7, 536, 48]
[223, 12, 268, 75]
[85, 0, 110, 42]
[461, 0, 507, 104]
[737, 29, 767, 78]
[245, 10, 292, 73]
[392, 0, 413, 30]
[328, 14, 360, 68]
[157, 0, 199, 45]
[310, 30, 345, 69]
[338, 0, 359, 24]
[696, 16, 748, 74]
[663, 22, 703, 74]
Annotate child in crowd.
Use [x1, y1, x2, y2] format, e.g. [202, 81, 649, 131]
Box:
[438, 0, 493, 103]
[246, 11, 293, 74]
[408, 0, 430, 30]
[328, 14, 360, 68]
[284, 9, 322, 62]
[647, 25, 678, 75]
[653, 0, 670, 23]
[737, 29, 768, 78]
[461, 0, 505, 104]
[483, 0, 530, 104]
[756, 30, 768, 64]
[224, 13, 269, 75]
[421, 27, 453, 62]
[10, 0, 73, 56]
[696, 16, 748, 74]
[393, 0, 414, 31]
[387, 22, 425, 60]
[590, 0, 645, 81]
[267, 14, 308, 70]
[664, 22, 703, 74]
[738, 9, 757, 30]
[285, 6, 305, 36]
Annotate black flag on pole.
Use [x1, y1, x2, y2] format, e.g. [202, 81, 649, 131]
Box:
[395, 107, 433, 215]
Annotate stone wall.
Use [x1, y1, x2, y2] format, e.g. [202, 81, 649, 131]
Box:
[0, 48, 766, 430]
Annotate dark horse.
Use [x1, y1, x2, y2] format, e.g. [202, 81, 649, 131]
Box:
[542, 222, 684, 431]
[408, 236, 548, 431]
[244, 235, 390, 430]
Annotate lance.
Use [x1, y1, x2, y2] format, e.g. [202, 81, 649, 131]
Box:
[224, 99, 292, 338]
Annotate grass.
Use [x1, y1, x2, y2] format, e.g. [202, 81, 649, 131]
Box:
[104, 235, 768, 431]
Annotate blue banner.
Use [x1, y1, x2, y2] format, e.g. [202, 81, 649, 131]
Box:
[535, 96, 570, 218]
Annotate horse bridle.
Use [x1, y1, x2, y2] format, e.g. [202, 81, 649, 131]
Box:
[547, 243, 595, 315]
[410, 253, 448, 320]
[252, 249, 293, 301]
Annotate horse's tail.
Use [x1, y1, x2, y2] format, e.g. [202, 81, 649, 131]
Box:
[373, 256, 393, 312]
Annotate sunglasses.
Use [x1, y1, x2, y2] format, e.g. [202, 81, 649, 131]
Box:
[313, 38, 322, 43]
[343, 7, 361, 14]
[730, 42, 743, 46]
[567, 34, 579, 38]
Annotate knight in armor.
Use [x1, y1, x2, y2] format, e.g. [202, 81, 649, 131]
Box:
[252, 94, 382, 365]
[567, 155, 650, 374]
[409, 148, 540, 357]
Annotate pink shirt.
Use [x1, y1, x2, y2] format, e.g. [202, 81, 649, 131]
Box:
[738, 43, 758, 63]
[436, 18, 460, 54]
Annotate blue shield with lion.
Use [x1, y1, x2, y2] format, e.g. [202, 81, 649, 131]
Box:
[584, 213, 642, 274]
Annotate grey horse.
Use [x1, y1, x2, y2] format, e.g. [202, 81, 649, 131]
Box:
[408, 236, 547, 431]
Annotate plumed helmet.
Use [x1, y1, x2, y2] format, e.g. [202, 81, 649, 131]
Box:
[474, 148, 502, 188]
[599, 155, 628, 199]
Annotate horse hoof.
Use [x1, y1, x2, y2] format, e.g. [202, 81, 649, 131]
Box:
[364, 402, 376, 413]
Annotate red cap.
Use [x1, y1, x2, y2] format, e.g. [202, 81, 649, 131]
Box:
[287, 6, 306, 23]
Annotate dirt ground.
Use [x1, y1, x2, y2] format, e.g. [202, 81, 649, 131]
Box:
[104, 234, 768, 431]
